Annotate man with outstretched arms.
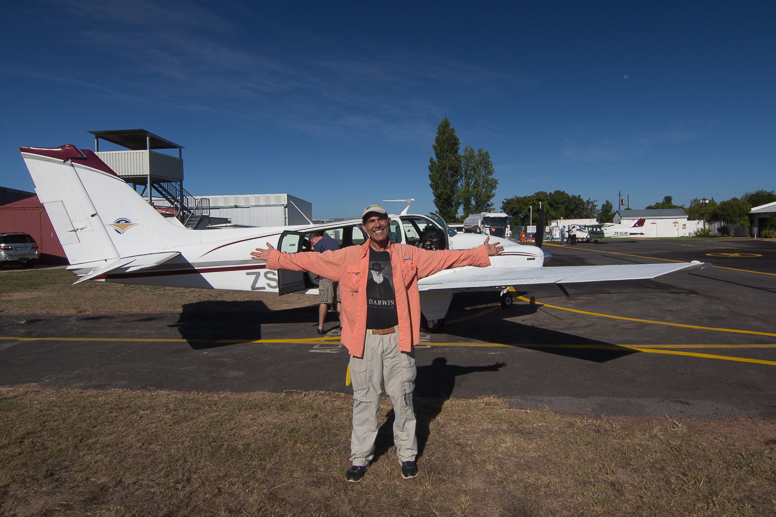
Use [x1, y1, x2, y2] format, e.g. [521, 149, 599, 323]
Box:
[251, 204, 503, 482]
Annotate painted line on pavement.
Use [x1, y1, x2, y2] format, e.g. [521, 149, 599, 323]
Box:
[514, 295, 776, 337]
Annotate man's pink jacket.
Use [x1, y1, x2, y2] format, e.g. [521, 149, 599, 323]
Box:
[266, 239, 491, 358]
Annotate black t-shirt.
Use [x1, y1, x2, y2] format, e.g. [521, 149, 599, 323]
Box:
[366, 248, 398, 329]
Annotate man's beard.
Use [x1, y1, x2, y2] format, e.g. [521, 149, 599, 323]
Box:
[370, 271, 385, 284]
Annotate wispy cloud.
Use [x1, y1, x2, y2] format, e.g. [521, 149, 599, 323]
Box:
[15, 0, 525, 144]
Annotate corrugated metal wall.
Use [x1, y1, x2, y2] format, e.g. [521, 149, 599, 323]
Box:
[0, 197, 67, 264]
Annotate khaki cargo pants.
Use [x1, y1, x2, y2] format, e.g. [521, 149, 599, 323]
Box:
[349, 327, 417, 466]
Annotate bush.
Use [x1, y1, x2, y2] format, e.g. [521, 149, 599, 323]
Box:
[761, 229, 776, 238]
[694, 226, 712, 237]
[718, 226, 731, 236]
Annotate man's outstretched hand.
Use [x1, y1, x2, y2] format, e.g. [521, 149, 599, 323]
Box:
[250, 242, 276, 261]
[483, 237, 504, 256]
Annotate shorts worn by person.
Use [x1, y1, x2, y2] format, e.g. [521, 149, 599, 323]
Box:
[310, 232, 341, 335]
[250, 204, 503, 482]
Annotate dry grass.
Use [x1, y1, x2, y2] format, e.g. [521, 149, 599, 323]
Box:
[0, 269, 312, 316]
[1, 387, 775, 516]
[2, 270, 776, 515]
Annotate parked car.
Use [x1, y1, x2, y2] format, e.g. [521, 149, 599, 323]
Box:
[0, 233, 39, 268]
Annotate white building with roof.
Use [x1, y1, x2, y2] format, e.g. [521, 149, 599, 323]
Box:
[615, 209, 702, 237]
[751, 201, 776, 236]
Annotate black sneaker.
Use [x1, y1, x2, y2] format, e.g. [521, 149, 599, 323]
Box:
[317, 328, 325, 335]
[346, 465, 368, 483]
[401, 461, 418, 479]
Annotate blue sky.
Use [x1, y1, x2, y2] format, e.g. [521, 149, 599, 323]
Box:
[2, 0, 774, 219]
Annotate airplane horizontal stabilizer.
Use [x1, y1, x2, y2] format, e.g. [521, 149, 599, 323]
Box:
[418, 261, 705, 291]
[72, 252, 181, 284]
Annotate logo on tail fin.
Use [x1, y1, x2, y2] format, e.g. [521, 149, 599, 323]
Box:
[107, 218, 137, 234]
[632, 218, 646, 227]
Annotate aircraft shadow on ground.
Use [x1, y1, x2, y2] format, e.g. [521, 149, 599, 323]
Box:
[372, 357, 506, 462]
[172, 300, 318, 349]
[443, 291, 636, 363]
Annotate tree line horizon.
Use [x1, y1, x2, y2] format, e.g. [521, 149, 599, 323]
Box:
[427, 117, 775, 233]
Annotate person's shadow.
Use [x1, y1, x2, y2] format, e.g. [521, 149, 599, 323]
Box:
[372, 357, 506, 462]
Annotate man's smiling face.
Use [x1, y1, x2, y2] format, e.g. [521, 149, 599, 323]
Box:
[362, 214, 390, 244]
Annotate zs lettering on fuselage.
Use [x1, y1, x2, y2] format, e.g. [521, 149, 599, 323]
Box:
[246, 270, 278, 291]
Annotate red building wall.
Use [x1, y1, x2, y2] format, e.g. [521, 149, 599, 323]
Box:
[0, 196, 67, 264]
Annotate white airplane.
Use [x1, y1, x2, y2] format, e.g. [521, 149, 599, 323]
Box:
[568, 219, 647, 243]
[599, 218, 647, 238]
[20, 145, 705, 331]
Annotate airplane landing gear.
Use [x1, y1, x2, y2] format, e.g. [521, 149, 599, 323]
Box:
[421, 315, 445, 333]
[500, 292, 513, 308]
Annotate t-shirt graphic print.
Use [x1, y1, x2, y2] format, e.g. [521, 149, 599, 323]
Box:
[366, 249, 399, 330]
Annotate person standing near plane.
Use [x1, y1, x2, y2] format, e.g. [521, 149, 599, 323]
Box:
[250, 204, 503, 482]
[309, 231, 341, 335]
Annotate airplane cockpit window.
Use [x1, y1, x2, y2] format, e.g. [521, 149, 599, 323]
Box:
[324, 229, 342, 245]
[351, 226, 367, 245]
[402, 219, 421, 246]
[429, 213, 457, 237]
[389, 220, 402, 243]
[403, 216, 447, 250]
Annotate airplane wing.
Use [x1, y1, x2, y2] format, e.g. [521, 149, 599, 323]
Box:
[418, 261, 705, 291]
[72, 252, 181, 284]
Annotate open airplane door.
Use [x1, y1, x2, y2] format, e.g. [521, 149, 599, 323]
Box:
[276, 231, 311, 295]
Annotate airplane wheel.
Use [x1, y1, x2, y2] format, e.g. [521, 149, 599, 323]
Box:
[421, 315, 445, 333]
[500, 293, 513, 308]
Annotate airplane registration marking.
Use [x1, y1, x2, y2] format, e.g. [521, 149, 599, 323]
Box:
[246, 270, 278, 290]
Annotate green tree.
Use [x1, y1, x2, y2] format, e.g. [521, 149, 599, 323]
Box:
[597, 200, 614, 223]
[502, 190, 597, 226]
[685, 197, 717, 221]
[742, 189, 776, 208]
[428, 117, 462, 222]
[645, 196, 684, 209]
[459, 146, 498, 218]
[709, 197, 751, 233]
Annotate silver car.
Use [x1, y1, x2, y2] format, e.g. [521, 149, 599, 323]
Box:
[0, 233, 39, 268]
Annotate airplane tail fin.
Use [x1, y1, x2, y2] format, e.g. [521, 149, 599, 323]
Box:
[20, 145, 188, 267]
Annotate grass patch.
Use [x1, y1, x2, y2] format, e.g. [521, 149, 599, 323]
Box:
[0, 269, 312, 316]
[1, 387, 775, 516]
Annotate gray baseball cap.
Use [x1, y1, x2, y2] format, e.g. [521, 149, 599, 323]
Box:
[362, 204, 388, 220]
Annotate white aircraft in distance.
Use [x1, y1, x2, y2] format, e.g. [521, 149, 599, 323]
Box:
[20, 145, 705, 331]
[569, 219, 647, 243]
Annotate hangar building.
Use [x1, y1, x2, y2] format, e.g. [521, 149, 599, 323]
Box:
[751, 201, 776, 236]
[614, 209, 702, 237]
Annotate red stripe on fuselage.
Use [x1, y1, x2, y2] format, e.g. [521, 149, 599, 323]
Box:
[98, 263, 267, 281]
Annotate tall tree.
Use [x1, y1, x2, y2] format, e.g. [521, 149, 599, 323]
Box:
[459, 146, 498, 218]
[428, 117, 462, 222]
[597, 200, 614, 223]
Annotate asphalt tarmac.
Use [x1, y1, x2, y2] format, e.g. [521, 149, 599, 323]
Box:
[2, 238, 775, 419]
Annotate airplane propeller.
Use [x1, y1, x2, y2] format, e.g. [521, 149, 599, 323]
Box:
[535, 205, 545, 248]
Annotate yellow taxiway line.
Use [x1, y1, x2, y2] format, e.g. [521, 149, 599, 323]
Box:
[513, 295, 776, 337]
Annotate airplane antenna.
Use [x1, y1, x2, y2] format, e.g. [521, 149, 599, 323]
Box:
[383, 198, 415, 215]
